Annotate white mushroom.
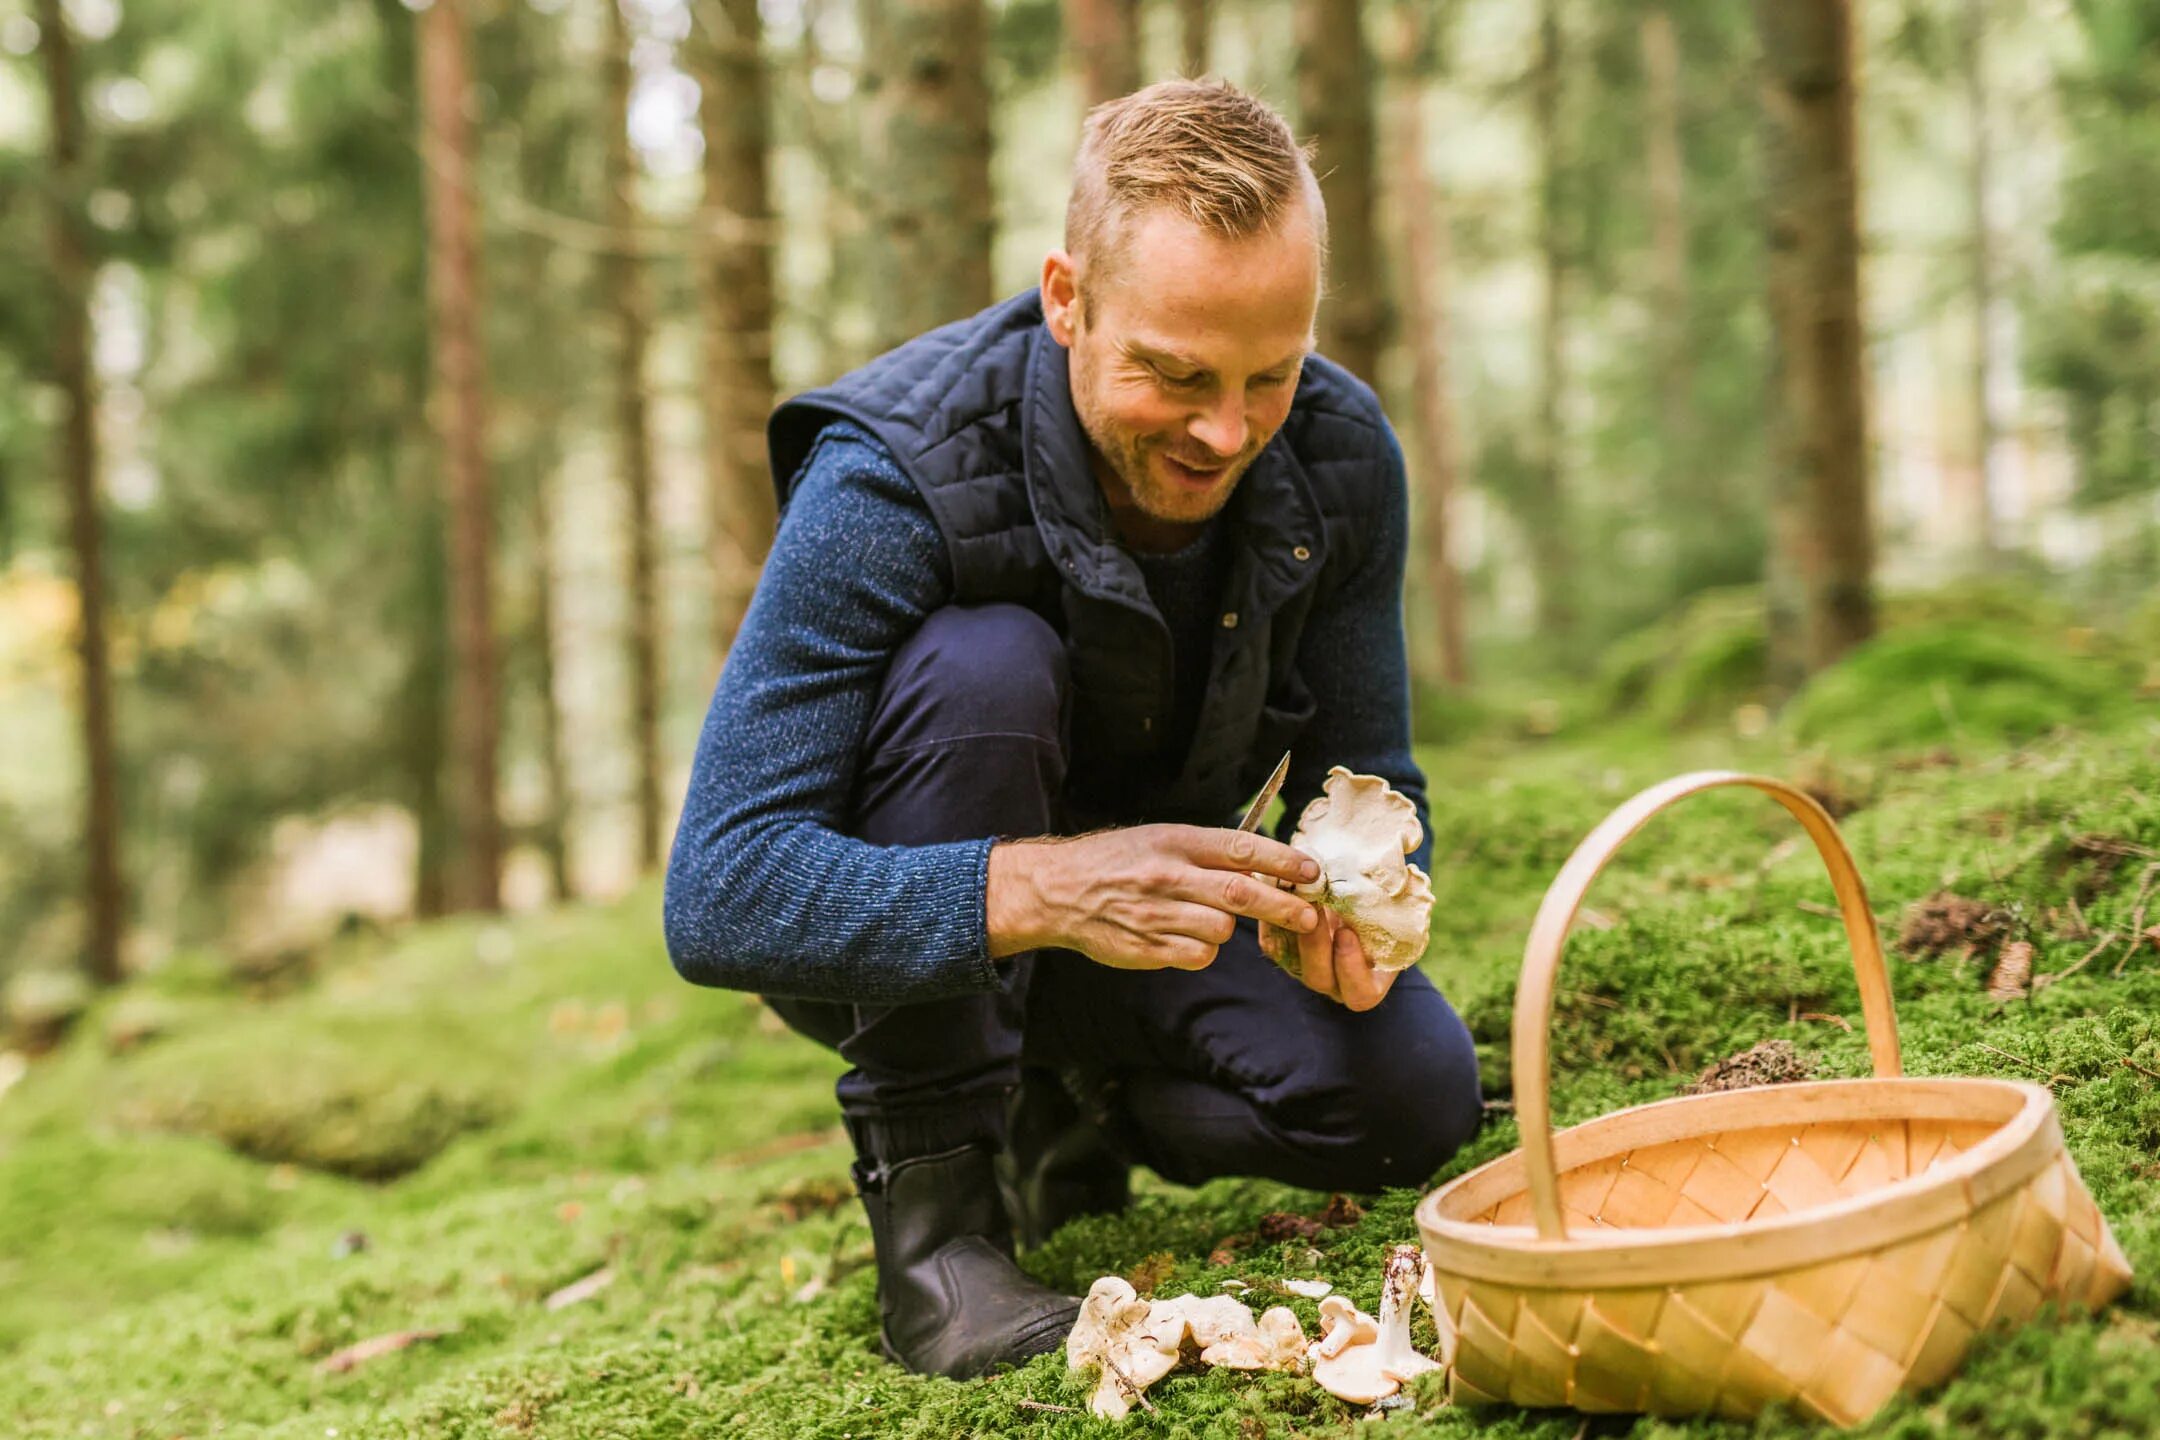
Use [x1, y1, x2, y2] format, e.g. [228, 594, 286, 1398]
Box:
[1371, 1244, 1442, 1386]
[1309, 1247, 1442, 1405]
[1281, 1277, 1332, 1300]
[1066, 1277, 1190, 1420]
[1184, 1297, 1309, 1372]
[1310, 1295, 1395, 1403]
[1279, 767, 1434, 972]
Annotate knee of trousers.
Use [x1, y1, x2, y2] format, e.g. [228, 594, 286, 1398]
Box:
[1270, 985, 1484, 1191]
[871, 603, 1068, 753]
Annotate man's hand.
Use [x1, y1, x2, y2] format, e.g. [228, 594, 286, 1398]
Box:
[987, 825, 1323, 972]
[1262, 911, 1400, 1013]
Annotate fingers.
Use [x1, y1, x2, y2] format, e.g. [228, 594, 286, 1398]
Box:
[1297, 909, 1339, 999]
[1157, 903, 1239, 947]
[1332, 924, 1390, 1012]
[1174, 866, 1322, 934]
[1178, 825, 1321, 888]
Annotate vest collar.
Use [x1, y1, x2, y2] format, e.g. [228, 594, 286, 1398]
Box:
[1020, 318, 1330, 621]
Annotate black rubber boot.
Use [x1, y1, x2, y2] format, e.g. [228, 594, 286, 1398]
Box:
[997, 1068, 1133, 1251]
[856, 1141, 1081, 1378]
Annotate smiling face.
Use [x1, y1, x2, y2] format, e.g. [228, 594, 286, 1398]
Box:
[1041, 200, 1322, 551]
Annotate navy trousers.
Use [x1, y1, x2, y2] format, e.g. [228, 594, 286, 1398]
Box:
[764, 604, 1482, 1193]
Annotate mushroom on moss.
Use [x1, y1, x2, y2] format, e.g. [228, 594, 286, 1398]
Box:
[1066, 1277, 1189, 1420]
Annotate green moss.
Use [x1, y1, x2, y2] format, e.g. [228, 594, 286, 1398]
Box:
[4, 726, 2160, 1437]
[1787, 623, 2138, 753]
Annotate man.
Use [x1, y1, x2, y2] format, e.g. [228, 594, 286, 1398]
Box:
[664, 79, 1481, 1380]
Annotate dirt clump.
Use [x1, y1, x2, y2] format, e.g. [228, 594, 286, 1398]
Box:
[1897, 892, 2012, 960]
[1683, 1039, 1814, 1095]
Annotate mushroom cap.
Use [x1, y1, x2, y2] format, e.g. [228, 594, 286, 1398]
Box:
[1312, 1341, 1403, 1405]
[1066, 1277, 1189, 1420]
[1287, 767, 1434, 972]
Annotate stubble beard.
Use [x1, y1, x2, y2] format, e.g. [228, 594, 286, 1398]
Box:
[1074, 388, 1256, 528]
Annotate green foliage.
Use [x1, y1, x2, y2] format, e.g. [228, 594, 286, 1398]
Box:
[1591, 585, 1769, 729]
[1785, 623, 2137, 753]
[6, 721, 2160, 1437]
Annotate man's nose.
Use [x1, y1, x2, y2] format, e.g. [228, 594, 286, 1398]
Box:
[1187, 395, 1247, 458]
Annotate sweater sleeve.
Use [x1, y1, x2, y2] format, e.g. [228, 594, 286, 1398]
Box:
[662, 423, 1001, 1004]
[1272, 421, 1435, 873]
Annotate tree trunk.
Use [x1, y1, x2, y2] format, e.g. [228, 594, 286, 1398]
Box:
[37, 0, 124, 987]
[1382, 5, 1468, 688]
[861, 0, 996, 352]
[1069, 0, 1143, 107]
[688, 0, 779, 665]
[529, 454, 574, 902]
[1757, 0, 1874, 681]
[1641, 8, 1701, 510]
[603, 0, 665, 875]
[1295, 0, 1385, 385]
[1177, 0, 1210, 75]
[1962, 0, 1998, 560]
[1526, 0, 1574, 642]
[399, 464, 454, 919]
[416, 0, 502, 910]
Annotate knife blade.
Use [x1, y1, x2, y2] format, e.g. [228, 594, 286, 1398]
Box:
[1235, 751, 1293, 833]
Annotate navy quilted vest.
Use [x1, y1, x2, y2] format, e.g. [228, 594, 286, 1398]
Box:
[767, 290, 1394, 826]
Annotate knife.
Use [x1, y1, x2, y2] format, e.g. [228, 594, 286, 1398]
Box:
[1235, 751, 1293, 833]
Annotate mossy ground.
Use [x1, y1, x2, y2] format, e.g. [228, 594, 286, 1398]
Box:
[6, 643, 2160, 1437]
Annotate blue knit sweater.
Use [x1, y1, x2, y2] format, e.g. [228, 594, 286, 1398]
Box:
[662, 420, 1429, 1005]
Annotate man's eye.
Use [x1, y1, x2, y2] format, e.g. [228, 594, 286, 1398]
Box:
[1158, 369, 1205, 389]
[1251, 372, 1290, 389]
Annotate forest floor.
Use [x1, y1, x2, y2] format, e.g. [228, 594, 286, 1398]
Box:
[4, 616, 2160, 1439]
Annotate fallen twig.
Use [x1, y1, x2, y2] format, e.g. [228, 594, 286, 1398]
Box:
[1562, 989, 1621, 1011]
[1103, 1357, 1159, 1416]
[1796, 900, 1843, 920]
[1795, 1011, 1853, 1031]
[2036, 932, 2118, 990]
[1976, 1043, 2045, 1076]
[1016, 1399, 1080, 1415]
[2121, 1056, 2160, 1082]
[2114, 864, 2160, 977]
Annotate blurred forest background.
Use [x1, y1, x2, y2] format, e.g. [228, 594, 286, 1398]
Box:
[4, 0, 2160, 1021]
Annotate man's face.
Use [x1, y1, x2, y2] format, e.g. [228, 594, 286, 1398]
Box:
[1042, 202, 1321, 543]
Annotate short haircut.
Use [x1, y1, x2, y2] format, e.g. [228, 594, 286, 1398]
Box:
[1065, 79, 1326, 293]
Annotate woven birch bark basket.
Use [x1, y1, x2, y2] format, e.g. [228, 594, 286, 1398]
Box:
[1415, 772, 2134, 1427]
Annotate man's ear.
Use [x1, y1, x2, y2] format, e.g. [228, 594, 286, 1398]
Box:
[1041, 249, 1080, 346]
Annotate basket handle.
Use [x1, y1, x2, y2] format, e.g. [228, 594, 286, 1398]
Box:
[1512, 771, 1901, 1242]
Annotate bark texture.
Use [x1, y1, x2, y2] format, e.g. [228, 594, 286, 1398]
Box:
[1757, 0, 1875, 681]
[603, 0, 664, 874]
[1178, 0, 1211, 75]
[688, 0, 779, 661]
[1526, 0, 1575, 642]
[417, 0, 503, 909]
[37, 0, 125, 986]
[1069, 0, 1143, 107]
[1295, 0, 1386, 386]
[861, 0, 996, 352]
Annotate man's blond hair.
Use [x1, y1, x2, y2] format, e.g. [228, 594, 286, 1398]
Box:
[1065, 79, 1326, 291]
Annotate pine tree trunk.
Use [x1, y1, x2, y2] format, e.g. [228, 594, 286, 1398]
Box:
[1069, 0, 1143, 107]
[417, 0, 502, 910]
[37, 0, 124, 986]
[688, 0, 778, 665]
[1757, 0, 1874, 680]
[1527, 0, 1574, 642]
[603, 0, 664, 875]
[1296, 0, 1385, 385]
[400, 466, 454, 919]
[1178, 0, 1211, 75]
[1962, 0, 1998, 559]
[861, 0, 996, 352]
[1641, 7, 1704, 537]
[528, 451, 574, 903]
[1382, 5, 1468, 688]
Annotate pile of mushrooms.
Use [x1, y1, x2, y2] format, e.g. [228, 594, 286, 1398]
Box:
[1263, 768, 1433, 975]
[1064, 1245, 1443, 1419]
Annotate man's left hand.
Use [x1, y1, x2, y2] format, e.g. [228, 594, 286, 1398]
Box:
[1263, 909, 1398, 1012]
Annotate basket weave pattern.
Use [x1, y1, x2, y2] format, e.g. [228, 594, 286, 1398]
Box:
[1416, 773, 2135, 1427]
[1436, 1129, 2131, 1423]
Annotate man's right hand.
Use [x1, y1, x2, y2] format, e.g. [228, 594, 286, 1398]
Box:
[986, 826, 1323, 972]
